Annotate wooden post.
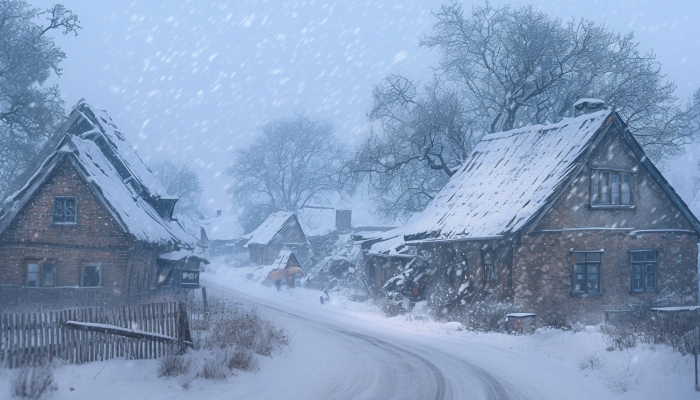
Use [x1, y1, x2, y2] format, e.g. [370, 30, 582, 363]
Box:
[695, 351, 698, 391]
[696, 326, 700, 392]
[176, 302, 192, 354]
[201, 286, 209, 326]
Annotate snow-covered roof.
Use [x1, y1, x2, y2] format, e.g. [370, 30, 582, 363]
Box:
[296, 207, 336, 237]
[199, 211, 241, 241]
[0, 101, 197, 248]
[243, 211, 306, 246]
[272, 249, 293, 270]
[366, 227, 416, 258]
[403, 110, 613, 241]
[73, 102, 171, 200]
[158, 248, 209, 264]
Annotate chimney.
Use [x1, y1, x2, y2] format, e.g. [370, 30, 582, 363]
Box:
[574, 98, 607, 116]
[335, 210, 352, 233]
[216, 209, 222, 217]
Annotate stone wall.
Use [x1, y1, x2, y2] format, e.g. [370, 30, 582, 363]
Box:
[513, 230, 699, 325]
[417, 239, 514, 306]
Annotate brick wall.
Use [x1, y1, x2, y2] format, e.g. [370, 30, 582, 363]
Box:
[0, 158, 161, 304]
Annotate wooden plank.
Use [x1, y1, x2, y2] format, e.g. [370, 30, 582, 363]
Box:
[20, 313, 26, 367]
[0, 313, 5, 368]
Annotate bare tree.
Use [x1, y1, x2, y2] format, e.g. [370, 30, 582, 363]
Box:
[351, 1, 700, 220]
[150, 160, 203, 217]
[0, 1, 81, 196]
[227, 112, 345, 233]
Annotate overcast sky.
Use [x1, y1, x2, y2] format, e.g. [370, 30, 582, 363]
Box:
[35, 0, 700, 222]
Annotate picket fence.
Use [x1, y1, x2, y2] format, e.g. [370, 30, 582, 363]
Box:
[0, 302, 185, 369]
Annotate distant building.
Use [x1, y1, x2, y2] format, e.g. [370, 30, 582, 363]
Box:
[370, 101, 700, 324]
[0, 101, 206, 309]
[243, 212, 308, 265]
[199, 209, 243, 257]
[296, 207, 352, 237]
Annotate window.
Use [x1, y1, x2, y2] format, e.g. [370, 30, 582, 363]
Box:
[82, 265, 101, 287]
[590, 170, 631, 206]
[630, 250, 657, 293]
[572, 252, 602, 295]
[53, 197, 77, 224]
[482, 249, 495, 283]
[26, 262, 55, 287]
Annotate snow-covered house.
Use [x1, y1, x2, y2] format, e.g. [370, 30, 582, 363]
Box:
[0, 101, 204, 308]
[354, 228, 416, 291]
[243, 211, 308, 265]
[384, 100, 700, 324]
[198, 209, 243, 257]
[296, 207, 352, 237]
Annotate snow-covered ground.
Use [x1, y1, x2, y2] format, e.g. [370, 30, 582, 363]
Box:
[2, 260, 698, 399]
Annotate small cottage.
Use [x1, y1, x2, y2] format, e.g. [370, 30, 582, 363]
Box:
[243, 212, 308, 265]
[377, 100, 700, 324]
[0, 101, 204, 308]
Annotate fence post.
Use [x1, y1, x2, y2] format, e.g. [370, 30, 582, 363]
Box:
[201, 286, 209, 326]
[177, 302, 191, 354]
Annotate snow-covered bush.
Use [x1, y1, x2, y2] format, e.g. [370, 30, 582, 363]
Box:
[203, 307, 288, 356]
[577, 355, 603, 371]
[158, 354, 191, 377]
[10, 365, 57, 400]
[159, 299, 288, 384]
[599, 305, 700, 355]
[644, 310, 700, 355]
[598, 324, 638, 351]
[201, 352, 228, 380]
[458, 300, 520, 333]
[537, 309, 574, 331]
[227, 350, 258, 372]
[305, 233, 366, 296]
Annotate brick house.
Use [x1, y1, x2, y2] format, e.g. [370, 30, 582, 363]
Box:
[374, 100, 700, 324]
[0, 101, 204, 309]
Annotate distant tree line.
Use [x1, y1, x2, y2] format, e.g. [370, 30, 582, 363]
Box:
[231, 1, 700, 229]
[347, 1, 700, 221]
[2, 1, 698, 232]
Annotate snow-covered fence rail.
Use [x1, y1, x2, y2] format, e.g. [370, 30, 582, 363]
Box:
[0, 302, 188, 369]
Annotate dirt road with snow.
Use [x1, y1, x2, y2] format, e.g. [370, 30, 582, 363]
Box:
[204, 276, 609, 400]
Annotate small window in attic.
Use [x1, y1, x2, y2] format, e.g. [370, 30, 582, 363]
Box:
[53, 197, 77, 224]
[590, 170, 632, 207]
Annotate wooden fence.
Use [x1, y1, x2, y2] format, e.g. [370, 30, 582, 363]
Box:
[0, 302, 186, 369]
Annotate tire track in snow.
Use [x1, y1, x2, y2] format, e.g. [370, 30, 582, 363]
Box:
[207, 282, 517, 400]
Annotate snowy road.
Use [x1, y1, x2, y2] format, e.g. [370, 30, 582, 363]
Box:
[204, 276, 609, 400]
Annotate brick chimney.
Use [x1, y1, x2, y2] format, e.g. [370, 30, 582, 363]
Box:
[574, 98, 607, 116]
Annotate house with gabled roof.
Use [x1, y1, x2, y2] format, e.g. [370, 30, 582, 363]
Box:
[382, 100, 700, 324]
[243, 211, 308, 265]
[0, 100, 205, 308]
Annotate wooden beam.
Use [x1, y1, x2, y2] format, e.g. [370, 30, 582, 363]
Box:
[64, 320, 191, 347]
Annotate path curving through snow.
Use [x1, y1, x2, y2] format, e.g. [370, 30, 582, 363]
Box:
[203, 274, 609, 400]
